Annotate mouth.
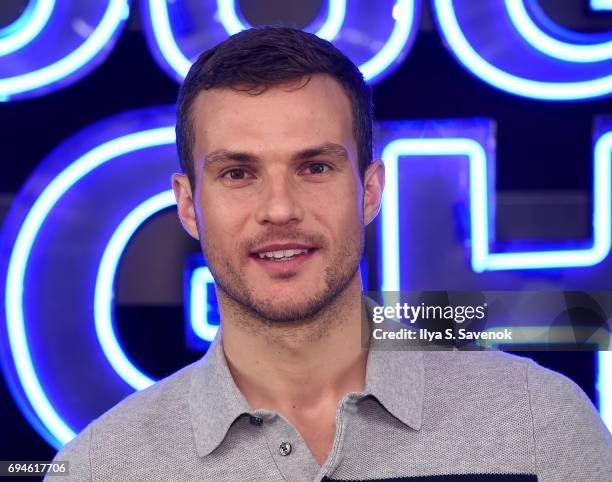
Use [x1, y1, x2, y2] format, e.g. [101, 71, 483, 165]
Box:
[249, 243, 318, 274]
[254, 247, 312, 262]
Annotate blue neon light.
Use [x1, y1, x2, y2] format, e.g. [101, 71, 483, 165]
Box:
[0, 0, 54, 56]
[433, 0, 612, 100]
[597, 351, 612, 431]
[146, 0, 417, 83]
[359, 0, 416, 82]
[485, 131, 611, 270]
[5, 126, 175, 445]
[380, 132, 611, 286]
[505, 0, 612, 63]
[0, 0, 129, 100]
[189, 267, 219, 342]
[147, 0, 191, 79]
[591, 0, 612, 11]
[95, 190, 176, 391]
[217, 0, 345, 41]
[380, 138, 489, 291]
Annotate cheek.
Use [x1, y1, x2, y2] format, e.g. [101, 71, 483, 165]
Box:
[198, 192, 247, 241]
[311, 182, 363, 237]
[201, 193, 262, 256]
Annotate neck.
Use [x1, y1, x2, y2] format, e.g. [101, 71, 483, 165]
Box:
[218, 273, 367, 412]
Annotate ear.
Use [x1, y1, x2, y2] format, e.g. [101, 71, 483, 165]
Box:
[172, 173, 200, 240]
[362, 159, 385, 226]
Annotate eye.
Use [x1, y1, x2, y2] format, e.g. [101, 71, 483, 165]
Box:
[303, 162, 332, 175]
[221, 168, 253, 180]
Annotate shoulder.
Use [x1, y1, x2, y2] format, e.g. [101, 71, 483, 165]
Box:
[523, 356, 612, 478]
[47, 424, 93, 481]
[420, 349, 601, 427]
[419, 350, 534, 417]
[92, 358, 197, 431]
[523, 354, 593, 407]
[422, 350, 611, 478]
[49, 358, 202, 480]
[423, 348, 531, 381]
[422, 349, 599, 405]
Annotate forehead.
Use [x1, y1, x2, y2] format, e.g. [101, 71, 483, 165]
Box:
[190, 74, 356, 163]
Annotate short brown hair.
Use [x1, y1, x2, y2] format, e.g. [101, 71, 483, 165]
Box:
[175, 26, 373, 187]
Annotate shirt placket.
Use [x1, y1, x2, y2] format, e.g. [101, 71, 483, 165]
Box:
[252, 409, 321, 482]
[315, 394, 363, 482]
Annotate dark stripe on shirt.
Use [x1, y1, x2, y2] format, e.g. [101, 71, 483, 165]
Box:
[322, 474, 538, 482]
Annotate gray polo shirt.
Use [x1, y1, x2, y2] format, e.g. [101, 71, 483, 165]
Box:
[48, 331, 611, 481]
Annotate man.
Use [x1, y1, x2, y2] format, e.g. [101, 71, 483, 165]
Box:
[49, 27, 611, 481]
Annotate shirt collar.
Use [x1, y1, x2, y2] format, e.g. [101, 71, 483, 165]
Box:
[363, 345, 424, 431]
[189, 299, 424, 457]
[361, 295, 424, 431]
[189, 330, 252, 457]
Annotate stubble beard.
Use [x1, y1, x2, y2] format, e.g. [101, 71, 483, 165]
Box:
[201, 225, 364, 325]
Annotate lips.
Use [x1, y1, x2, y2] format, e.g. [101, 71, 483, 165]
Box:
[249, 242, 318, 274]
[255, 248, 310, 261]
[250, 243, 315, 259]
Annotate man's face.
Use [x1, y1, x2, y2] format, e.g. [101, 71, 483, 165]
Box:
[173, 74, 383, 322]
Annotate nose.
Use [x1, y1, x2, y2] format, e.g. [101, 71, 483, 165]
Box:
[254, 175, 304, 225]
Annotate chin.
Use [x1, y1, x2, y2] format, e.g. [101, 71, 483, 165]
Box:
[248, 292, 332, 323]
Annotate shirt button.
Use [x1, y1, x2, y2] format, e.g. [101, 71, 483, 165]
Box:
[279, 441, 292, 456]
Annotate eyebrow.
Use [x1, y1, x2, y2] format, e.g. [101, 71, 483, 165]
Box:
[203, 142, 350, 168]
[292, 142, 349, 161]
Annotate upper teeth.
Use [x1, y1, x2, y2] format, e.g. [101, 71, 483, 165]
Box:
[258, 248, 309, 259]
